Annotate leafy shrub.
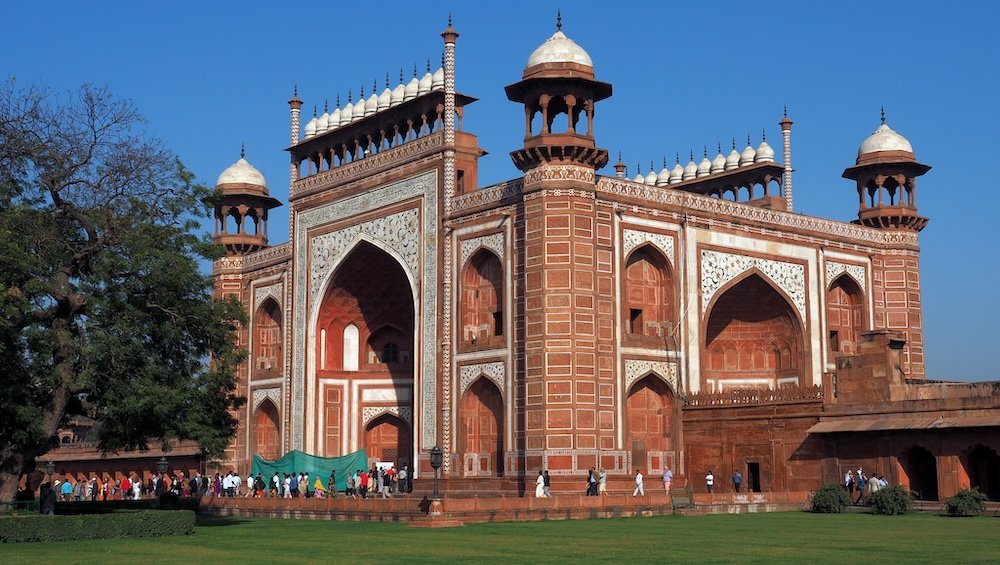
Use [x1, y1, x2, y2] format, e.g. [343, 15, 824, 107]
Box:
[0, 509, 195, 543]
[869, 485, 913, 515]
[946, 488, 987, 517]
[811, 484, 852, 513]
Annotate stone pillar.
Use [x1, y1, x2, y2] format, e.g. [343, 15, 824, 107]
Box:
[439, 19, 459, 473]
[780, 110, 793, 212]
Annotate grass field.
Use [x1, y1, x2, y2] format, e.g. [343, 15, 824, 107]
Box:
[3, 511, 999, 564]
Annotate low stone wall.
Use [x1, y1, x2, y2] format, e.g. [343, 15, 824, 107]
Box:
[676, 492, 811, 515]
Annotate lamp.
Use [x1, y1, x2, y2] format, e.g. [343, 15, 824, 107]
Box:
[429, 446, 443, 499]
[44, 461, 55, 478]
[156, 456, 169, 475]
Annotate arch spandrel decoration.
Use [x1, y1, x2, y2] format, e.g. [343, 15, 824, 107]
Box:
[361, 406, 413, 428]
[459, 361, 506, 397]
[622, 229, 675, 267]
[252, 387, 281, 412]
[459, 233, 505, 267]
[624, 359, 678, 394]
[826, 261, 866, 291]
[254, 282, 283, 310]
[309, 208, 420, 300]
[701, 249, 806, 321]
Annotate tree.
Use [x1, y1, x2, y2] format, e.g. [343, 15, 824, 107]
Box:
[0, 80, 245, 502]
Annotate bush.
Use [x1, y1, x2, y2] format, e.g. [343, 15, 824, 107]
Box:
[0, 509, 195, 543]
[869, 485, 913, 515]
[946, 488, 987, 517]
[811, 484, 852, 513]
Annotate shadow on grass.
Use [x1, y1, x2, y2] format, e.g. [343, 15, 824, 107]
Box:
[196, 515, 252, 528]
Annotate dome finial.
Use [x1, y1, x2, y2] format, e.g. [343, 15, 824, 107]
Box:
[747, 134, 751, 146]
[650, 160, 654, 172]
[240, 142, 245, 159]
[732, 137, 736, 150]
[360, 84, 365, 98]
[373, 79, 378, 93]
[557, 9, 562, 31]
[675, 152, 680, 164]
[761, 128, 766, 142]
[385, 73, 390, 89]
[448, 11, 452, 27]
[293, 84, 298, 98]
[312, 105, 317, 117]
[324, 99, 328, 113]
[427, 58, 431, 73]
[663, 156, 667, 168]
[718, 142, 722, 154]
[347, 90, 352, 103]
[880, 105, 886, 124]
[783, 104, 788, 118]
[336, 94, 341, 107]
[689, 149, 694, 162]
[618, 150, 622, 161]
[413, 63, 418, 78]
[400, 67, 404, 84]
[703, 146, 708, 158]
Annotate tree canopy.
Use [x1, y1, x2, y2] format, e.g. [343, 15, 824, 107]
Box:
[0, 80, 245, 502]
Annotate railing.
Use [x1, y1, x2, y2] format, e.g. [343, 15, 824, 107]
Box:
[685, 384, 823, 407]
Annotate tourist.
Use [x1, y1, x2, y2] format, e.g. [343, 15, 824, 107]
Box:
[271, 472, 280, 497]
[39, 482, 56, 515]
[380, 469, 392, 498]
[878, 475, 888, 490]
[289, 473, 299, 498]
[345, 470, 355, 498]
[328, 470, 337, 498]
[133, 475, 142, 500]
[359, 469, 369, 499]
[313, 476, 327, 499]
[60, 478, 73, 501]
[733, 470, 743, 493]
[585, 469, 595, 496]
[121, 475, 131, 500]
[706, 470, 715, 493]
[74, 478, 84, 501]
[632, 469, 645, 496]
[543, 470, 552, 497]
[598, 468, 607, 495]
[845, 469, 854, 495]
[233, 472, 242, 497]
[868, 472, 880, 496]
[535, 471, 546, 498]
[855, 472, 867, 504]
[301, 473, 309, 498]
[212, 473, 221, 497]
[282, 473, 292, 498]
[662, 466, 673, 494]
[397, 466, 407, 495]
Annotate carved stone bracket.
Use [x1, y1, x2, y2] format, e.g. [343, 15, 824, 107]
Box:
[252, 387, 281, 412]
[622, 229, 675, 266]
[361, 406, 413, 428]
[826, 260, 866, 291]
[459, 233, 505, 268]
[459, 361, 506, 397]
[624, 359, 677, 394]
[310, 208, 420, 300]
[701, 249, 806, 321]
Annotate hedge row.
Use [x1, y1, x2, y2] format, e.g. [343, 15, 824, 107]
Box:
[0, 509, 195, 543]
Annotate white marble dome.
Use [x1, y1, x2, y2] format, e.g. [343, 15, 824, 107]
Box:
[711, 152, 726, 173]
[725, 148, 741, 170]
[645, 168, 658, 185]
[329, 107, 342, 130]
[418, 71, 433, 96]
[755, 140, 775, 163]
[304, 116, 317, 139]
[683, 158, 698, 180]
[432, 66, 445, 90]
[859, 122, 913, 156]
[526, 30, 593, 68]
[656, 165, 671, 186]
[669, 163, 684, 184]
[739, 143, 756, 166]
[365, 91, 378, 116]
[217, 157, 267, 188]
[391, 82, 405, 107]
[404, 76, 419, 101]
[378, 88, 392, 111]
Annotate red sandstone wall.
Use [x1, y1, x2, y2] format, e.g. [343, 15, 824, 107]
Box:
[871, 252, 924, 378]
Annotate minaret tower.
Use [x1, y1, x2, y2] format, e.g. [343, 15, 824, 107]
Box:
[505, 14, 617, 474]
[212, 145, 283, 256]
[842, 110, 931, 378]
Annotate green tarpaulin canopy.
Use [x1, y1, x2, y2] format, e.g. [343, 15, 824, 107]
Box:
[250, 449, 367, 493]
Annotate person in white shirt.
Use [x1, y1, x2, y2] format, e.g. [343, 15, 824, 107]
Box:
[283, 474, 292, 498]
[706, 470, 715, 493]
[632, 469, 644, 496]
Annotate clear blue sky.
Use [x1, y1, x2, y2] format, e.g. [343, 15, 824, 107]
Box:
[4, 1, 998, 381]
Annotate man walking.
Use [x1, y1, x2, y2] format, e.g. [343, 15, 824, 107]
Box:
[706, 470, 715, 493]
[732, 470, 743, 493]
[662, 466, 673, 494]
[543, 470, 552, 497]
[632, 469, 645, 496]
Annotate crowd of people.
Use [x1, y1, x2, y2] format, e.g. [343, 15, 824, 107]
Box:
[844, 467, 889, 504]
[238, 466, 413, 500]
[43, 472, 214, 502]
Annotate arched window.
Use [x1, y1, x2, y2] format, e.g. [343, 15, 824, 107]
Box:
[827, 274, 864, 357]
[343, 324, 359, 371]
[254, 299, 282, 374]
[460, 249, 504, 348]
[381, 342, 399, 364]
[623, 246, 675, 345]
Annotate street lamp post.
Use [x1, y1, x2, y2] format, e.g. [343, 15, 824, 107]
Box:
[428, 446, 443, 516]
[45, 461, 56, 481]
[156, 456, 169, 476]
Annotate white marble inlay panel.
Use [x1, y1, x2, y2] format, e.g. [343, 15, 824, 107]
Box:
[826, 260, 866, 291]
[701, 249, 806, 320]
[624, 359, 677, 394]
[459, 233, 505, 267]
[459, 361, 506, 397]
[252, 387, 281, 412]
[361, 406, 413, 428]
[622, 229, 675, 266]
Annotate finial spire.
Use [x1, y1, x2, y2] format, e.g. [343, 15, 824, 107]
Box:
[448, 11, 452, 27]
[360, 84, 365, 98]
[324, 99, 328, 113]
[427, 58, 431, 73]
[732, 137, 736, 150]
[240, 142, 245, 159]
[385, 73, 390, 89]
[676, 152, 680, 164]
[880, 105, 886, 124]
[761, 128, 766, 142]
[703, 146, 707, 158]
[663, 156, 667, 168]
[557, 9, 562, 31]
[347, 90, 352, 103]
[650, 160, 654, 172]
[312, 105, 317, 117]
[783, 104, 787, 118]
[400, 67, 404, 84]
[689, 149, 693, 162]
[336, 94, 340, 106]
[373, 79, 377, 93]
[413, 63, 418, 78]
[747, 134, 751, 146]
[618, 150, 622, 161]
[718, 142, 722, 154]
[293, 84, 298, 97]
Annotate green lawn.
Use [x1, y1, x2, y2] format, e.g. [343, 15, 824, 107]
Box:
[3, 511, 999, 564]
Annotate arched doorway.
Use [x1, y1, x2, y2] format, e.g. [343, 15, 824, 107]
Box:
[365, 414, 411, 467]
[903, 445, 939, 501]
[703, 273, 804, 391]
[623, 246, 675, 347]
[315, 241, 415, 458]
[460, 250, 504, 349]
[459, 377, 504, 476]
[827, 275, 863, 357]
[626, 375, 674, 473]
[253, 399, 281, 461]
[254, 299, 283, 375]
[964, 445, 1000, 500]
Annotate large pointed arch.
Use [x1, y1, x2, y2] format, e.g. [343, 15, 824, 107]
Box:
[827, 273, 864, 356]
[622, 244, 677, 347]
[701, 271, 805, 392]
[253, 398, 281, 462]
[459, 248, 504, 349]
[458, 376, 505, 477]
[253, 297, 283, 376]
[625, 374, 676, 474]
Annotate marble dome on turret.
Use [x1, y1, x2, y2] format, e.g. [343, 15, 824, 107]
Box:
[857, 121, 914, 162]
[216, 155, 268, 190]
[522, 15, 595, 79]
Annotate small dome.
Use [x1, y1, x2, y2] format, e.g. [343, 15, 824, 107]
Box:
[329, 107, 342, 130]
[526, 30, 594, 69]
[365, 92, 378, 116]
[378, 87, 392, 111]
[633, 172, 645, 183]
[697, 156, 712, 177]
[711, 152, 726, 173]
[217, 157, 267, 188]
[390, 82, 405, 107]
[755, 140, 775, 163]
[739, 143, 756, 166]
[316, 111, 330, 134]
[404, 77, 419, 101]
[858, 122, 913, 156]
[304, 117, 317, 139]
[656, 166, 671, 186]
[645, 168, 658, 185]
[352, 97, 366, 122]
[725, 148, 740, 170]
[683, 158, 698, 181]
[418, 71, 433, 96]
[340, 101, 354, 124]
[669, 163, 684, 184]
[432, 66, 445, 90]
